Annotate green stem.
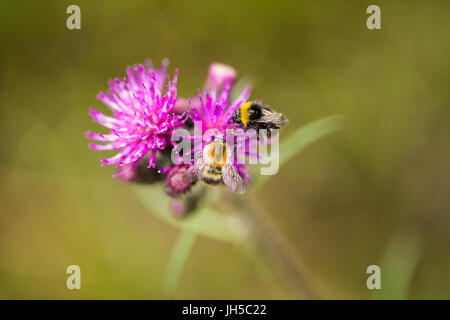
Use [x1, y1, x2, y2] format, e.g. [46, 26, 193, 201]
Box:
[232, 196, 320, 299]
[163, 228, 198, 299]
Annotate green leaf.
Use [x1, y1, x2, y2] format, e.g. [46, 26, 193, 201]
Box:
[253, 114, 346, 189]
[163, 227, 198, 298]
[134, 186, 251, 296]
[134, 186, 249, 243]
[372, 230, 423, 299]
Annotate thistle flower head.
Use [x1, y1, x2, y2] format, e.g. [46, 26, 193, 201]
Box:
[164, 164, 196, 197]
[205, 62, 237, 92]
[86, 60, 281, 197]
[189, 72, 251, 136]
[184, 63, 258, 192]
[86, 59, 186, 173]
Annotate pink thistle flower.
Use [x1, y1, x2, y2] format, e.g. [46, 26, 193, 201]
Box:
[204, 62, 237, 93]
[190, 68, 250, 135]
[86, 59, 187, 174]
[164, 164, 196, 197]
[181, 63, 258, 193]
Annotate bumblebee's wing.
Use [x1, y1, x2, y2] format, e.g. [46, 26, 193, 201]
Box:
[222, 164, 245, 195]
[258, 107, 289, 127]
[184, 158, 202, 184]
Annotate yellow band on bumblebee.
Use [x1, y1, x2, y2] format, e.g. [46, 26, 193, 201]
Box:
[240, 102, 252, 126]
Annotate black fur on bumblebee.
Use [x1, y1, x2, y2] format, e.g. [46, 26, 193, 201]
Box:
[232, 101, 289, 131]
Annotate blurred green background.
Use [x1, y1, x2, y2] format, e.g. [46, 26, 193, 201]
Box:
[1, 0, 450, 299]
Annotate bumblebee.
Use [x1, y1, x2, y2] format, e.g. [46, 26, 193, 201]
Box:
[232, 101, 289, 131]
[185, 138, 245, 194]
